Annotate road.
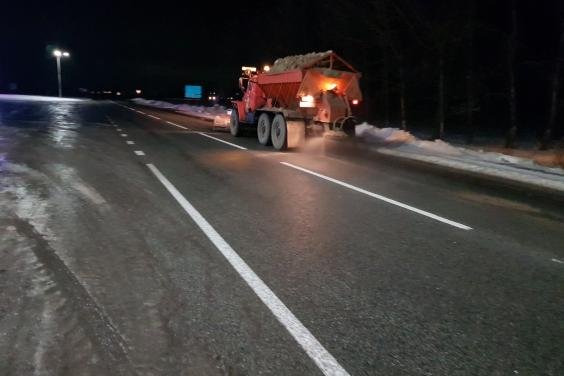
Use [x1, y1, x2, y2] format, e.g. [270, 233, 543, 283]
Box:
[1, 97, 563, 376]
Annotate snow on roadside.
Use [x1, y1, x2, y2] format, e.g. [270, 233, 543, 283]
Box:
[131, 98, 230, 127]
[355, 122, 564, 192]
[0, 94, 83, 102]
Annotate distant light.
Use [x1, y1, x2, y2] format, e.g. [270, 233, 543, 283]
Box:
[242, 66, 257, 72]
[62, 52, 70, 57]
[352, 99, 359, 105]
[135, 89, 142, 95]
[53, 50, 62, 57]
[116, 91, 121, 96]
[263, 65, 270, 72]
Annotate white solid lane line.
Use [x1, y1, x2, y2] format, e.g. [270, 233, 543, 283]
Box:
[134, 150, 145, 156]
[281, 162, 472, 231]
[166, 120, 189, 130]
[146, 163, 349, 376]
[120, 104, 246, 150]
[198, 132, 247, 150]
[126, 140, 135, 145]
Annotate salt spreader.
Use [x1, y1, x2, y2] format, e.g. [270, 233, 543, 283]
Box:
[230, 51, 362, 150]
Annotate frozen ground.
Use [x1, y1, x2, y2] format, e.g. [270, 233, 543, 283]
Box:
[355, 123, 564, 193]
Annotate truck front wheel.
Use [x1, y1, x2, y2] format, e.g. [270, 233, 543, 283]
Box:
[271, 114, 287, 150]
[230, 108, 242, 137]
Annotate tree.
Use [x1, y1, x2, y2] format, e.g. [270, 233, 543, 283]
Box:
[504, 0, 519, 148]
[465, 0, 476, 144]
[320, 0, 410, 128]
[397, 1, 464, 139]
[540, 9, 564, 150]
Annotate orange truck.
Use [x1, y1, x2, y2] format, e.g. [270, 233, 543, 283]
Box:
[230, 51, 362, 150]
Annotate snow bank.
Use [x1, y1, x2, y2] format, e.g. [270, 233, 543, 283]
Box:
[131, 98, 230, 127]
[0, 94, 83, 102]
[355, 123, 415, 144]
[355, 122, 564, 192]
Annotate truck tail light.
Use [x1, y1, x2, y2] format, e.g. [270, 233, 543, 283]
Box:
[299, 95, 315, 108]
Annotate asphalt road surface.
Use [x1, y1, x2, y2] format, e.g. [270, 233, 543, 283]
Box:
[1, 97, 563, 376]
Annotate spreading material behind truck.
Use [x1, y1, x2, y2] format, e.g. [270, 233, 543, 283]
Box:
[230, 51, 362, 150]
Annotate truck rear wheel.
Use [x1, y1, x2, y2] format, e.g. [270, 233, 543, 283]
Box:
[271, 114, 287, 150]
[230, 108, 242, 137]
[342, 117, 357, 137]
[257, 113, 271, 145]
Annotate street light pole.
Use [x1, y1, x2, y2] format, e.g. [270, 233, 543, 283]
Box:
[56, 55, 62, 97]
[53, 49, 70, 98]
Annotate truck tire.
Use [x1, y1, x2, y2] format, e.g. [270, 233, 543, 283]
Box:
[271, 114, 287, 150]
[230, 108, 242, 137]
[342, 117, 356, 137]
[257, 113, 271, 145]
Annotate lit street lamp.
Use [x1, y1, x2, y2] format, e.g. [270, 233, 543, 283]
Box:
[53, 49, 70, 97]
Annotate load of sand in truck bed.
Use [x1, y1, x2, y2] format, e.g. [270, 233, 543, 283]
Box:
[269, 50, 357, 74]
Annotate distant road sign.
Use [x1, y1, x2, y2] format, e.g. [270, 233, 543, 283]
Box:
[184, 85, 202, 99]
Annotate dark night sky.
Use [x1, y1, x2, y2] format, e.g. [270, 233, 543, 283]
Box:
[0, 0, 560, 105]
[0, 1, 329, 96]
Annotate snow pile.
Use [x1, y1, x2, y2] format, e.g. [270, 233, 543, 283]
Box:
[0, 94, 83, 102]
[131, 98, 230, 126]
[355, 122, 564, 192]
[355, 123, 416, 144]
[269, 51, 333, 73]
[356, 123, 463, 156]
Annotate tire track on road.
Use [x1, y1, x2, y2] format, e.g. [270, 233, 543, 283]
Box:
[11, 217, 138, 376]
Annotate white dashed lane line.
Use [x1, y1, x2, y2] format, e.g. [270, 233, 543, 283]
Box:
[114, 102, 248, 151]
[552, 258, 564, 264]
[198, 132, 247, 150]
[120, 134, 128, 137]
[166, 120, 190, 130]
[126, 140, 135, 145]
[281, 162, 472, 231]
[134, 150, 145, 156]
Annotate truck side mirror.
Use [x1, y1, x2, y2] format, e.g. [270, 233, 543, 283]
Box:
[239, 77, 249, 93]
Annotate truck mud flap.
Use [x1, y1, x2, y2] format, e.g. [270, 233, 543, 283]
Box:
[287, 120, 305, 148]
